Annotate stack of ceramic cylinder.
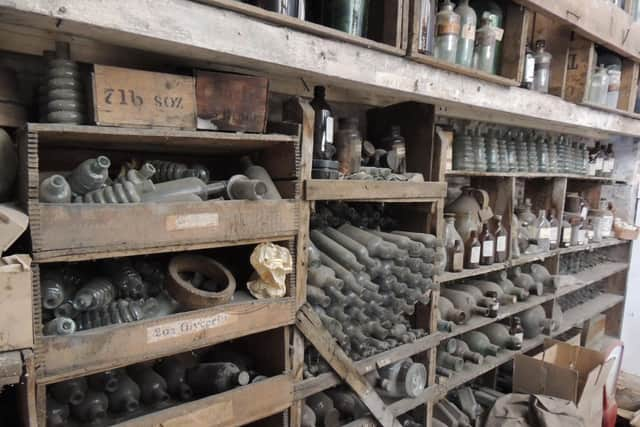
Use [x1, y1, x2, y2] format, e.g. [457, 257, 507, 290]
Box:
[307, 212, 443, 360]
[46, 349, 262, 426]
[38, 51, 86, 124]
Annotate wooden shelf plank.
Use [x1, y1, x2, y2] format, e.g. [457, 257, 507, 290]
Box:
[556, 238, 628, 255]
[446, 170, 627, 185]
[37, 297, 295, 384]
[554, 293, 625, 336]
[304, 180, 447, 202]
[111, 374, 293, 427]
[556, 262, 629, 297]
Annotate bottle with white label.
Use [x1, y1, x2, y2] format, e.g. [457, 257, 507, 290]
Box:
[509, 316, 524, 349]
[521, 45, 535, 89]
[454, 0, 476, 68]
[532, 39, 552, 93]
[310, 86, 335, 160]
[444, 214, 464, 273]
[588, 141, 604, 177]
[465, 230, 481, 269]
[434, 0, 461, 64]
[534, 209, 551, 252]
[560, 216, 572, 247]
[603, 143, 615, 177]
[473, 13, 498, 74]
[479, 222, 495, 265]
[494, 215, 507, 262]
[547, 208, 560, 250]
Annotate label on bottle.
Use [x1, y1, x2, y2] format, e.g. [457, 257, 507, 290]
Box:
[524, 54, 535, 83]
[496, 235, 507, 252]
[325, 115, 334, 143]
[460, 23, 476, 40]
[512, 332, 524, 347]
[452, 252, 464, 271]
[482, 240, 494, 256]
[601, 216, 613, 237]
[586, 230, 594, 241]
[595, 157, 604, 171]
[578, 229, 587, 244]
[562, 227, 572, 245]
[470, 246, 481, 263]
[494, 27, 504, 42]
[588, 162, 597, 176]
[538, 227, 550, 240]
[437, 22, 461, 36]
[549, 227, 559, 244]
[603, 159, 614, 173]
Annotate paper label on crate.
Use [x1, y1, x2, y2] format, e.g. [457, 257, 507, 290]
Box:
[482, 240, 494, 256]
[470, 246, 481, 263]
[166, 213, 219, 231]
[460, 23, 476, 40]
[147, 313, 233, 343]
[496, 236, 507, 252]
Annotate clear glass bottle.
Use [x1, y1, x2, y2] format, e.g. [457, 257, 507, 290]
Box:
[547, 136, 558, 173]
[547, 208, 560, 250]
[602, 143, 615, 177]
[606, 66, 622, 109]
[472, 0, 504, 73]
[511, 213, 521, 258]
[515, 131, 529, 172]
[496, 130, 509, 172]
[506, 130, 518, 172]
[583, 218, 595, 243]
[527, 131, 538, 172]
[434, 0, 461, 64]
[473, 13, 498, 74]
[533, 40, 552, 93]
[557, 135, 568, 173]
[534, 209, 551, 252]
[588, 65, 610, 106]
[580, 143, 589, 175]
[455, 0, 476, 67]
[588, 141, 604, 177]
[418, 0, 436, 55]
[536, 134, 549, 173]
[445, 213, 464, 272]
[518, 198, 537, 238]
[494, 215, 508, 262]
[334, 117, 362, 176]
[381, 126, 407, 174]
[310, 86, 335, 160]
[479, 222, 495, 265]
[465, 230, 481, 269]
[588, 215, 602, 243]
[485, 128, 500, 172]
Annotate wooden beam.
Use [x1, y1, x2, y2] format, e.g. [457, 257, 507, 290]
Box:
[0, 1, 639, 137]
[296, 304, 402, 427]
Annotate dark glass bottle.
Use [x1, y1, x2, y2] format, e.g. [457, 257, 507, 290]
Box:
[310, 86, 335, 160]
[465, 230, 481, 269]
[450, 240, 464, 272]
[479, 222, 495, 265]
[494, 215, 507, 262]
[547, 208, 560, 250]
[509, 316, 524, 349]
[380, 126, 407, 174]
[560, 215, 572, 248]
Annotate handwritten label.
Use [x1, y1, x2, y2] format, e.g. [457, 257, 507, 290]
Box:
[166, 213, 219, 231]
[147, 313, 232, 343]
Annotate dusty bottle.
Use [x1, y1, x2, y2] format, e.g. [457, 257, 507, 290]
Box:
[438, 350, 464, 371]
[326, 389, 369, 420]
[493, 215, 507, 262]
[87, 370, 120, 393]
[532, 40, 552, 93]
[606, 66, 622, 108]
[434, 0, 461, 63]
[310, 229, 365, 272]
[70, 390, 108, 423]
[479, 222, 495, 265]
[323, 0, 368, 37]
[560, 215, 572, 247]
[603, 143, 615, 177]
[72, 277, 116, 311]
[534, 209, 551, 252]
[489, 271, 529, 301]
[44, 317, 76, 336]
[376, 359, 427, 398]
[155, 356, 193, 401]
[444, 213, 464, 272]
[40, 174, 72, 203]
[584, 218, 595, 242]
[449, 338, 483, 364]
[418, 0, 436, 54]
[50, 377, 88, 405]
[438, 296, 467, 324]
[46, 396, 69, 427]
[473, 13, 498, 74]
[324, 227, 383, 274]
[338, 223, 405, 260]
[140, 177, 225, 201]
[449, 284, 499, 316]
[467, 280, 516, 305]
[440, 288, 491, 318]
[307, 265, 344, 291]
[461, 331, 500, 356]
[521, 44, 535, 89]
[510, 267, 543, 296]
[510, 316, 524, 349]
[310, 86, 335, 160]
[68, 156, 111, 195]
[240, 156, 282, 200]
[373, 230, 425, 258]
[479, 323, 520, 350]
[455, 0, 476, 67]
[334, 117, 363, 175]
[520, 305, 555, 338]
[306, 392, 341, 427]
[588, 65, 610, 106]
[107, 373, 141, 413]
[464, 230, 481, 269]
[127, 364, 170, 405]
[302, 404, 317, 427]
[547, 208, 560, 249]
[187, 362, 250, 396]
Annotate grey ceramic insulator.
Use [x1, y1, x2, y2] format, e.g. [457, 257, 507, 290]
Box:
[480, 323, 521, 350]
[142, 291, 180, 319]
[40, 269, 76, 310]
[520, 305, 556, 338]
[72, 277, 116, 311]
[307, 265, 344, 291]
[43, 317, 76, 336]
[338, 224, 406, 260]
[70, 390, 108, 423]
[301, 404, 317, 427]
[50, 377, 88, 405]
[187, 362, 250, 396]
[240, 156, 282, 200]
[311, 229, 365, 272]
[116, 163, 156, 186]
[226, 174, 267, 200]
[490, 271, 529, 301]
[307, 285, 331, 307]
[441, 288, 491, 318]
[43, 58, 85, 124]
[306, 392, 341, 427]
[0, 129, 17, 202]
[101, 259, 145, 298]
[127, 364, 171, 405]
[510, 267, 544, 296]
[376, 359, 427, 398]
[68, 156, 111, 195]
[80, 180, 153, 204]
[462, 331, 500, 356]
[54, 302, 77, 319]
[438, 296, 467, 324]
[155, 356, 193, 401]
[77, 299, 145, 331]
[148, 160, 210, 183]
[46, 396, 69, 427]
[107, 373, 141, 413]
[141, 177, 225, 202]
[87, 370, 120, 393]
[323, 227, 383, 276]
[39, 174, 71, 203]
[468, 280, 517, 305]
[326, 388, 369, 419]
[438, 350, 464, 371]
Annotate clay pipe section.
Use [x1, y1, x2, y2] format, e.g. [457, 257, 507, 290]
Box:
[166, 254, 236, 310]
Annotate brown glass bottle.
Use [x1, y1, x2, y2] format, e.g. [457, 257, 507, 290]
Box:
[479, 222, 495, 265]
[509, 316, 524, 349]
[464, 230, 481, 269]
[450, 240, 464, 272]
[494, 215, 508, 263]
[547, 208, 560, 250]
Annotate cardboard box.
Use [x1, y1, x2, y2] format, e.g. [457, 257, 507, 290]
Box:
[513, 339, 613, 427]
[0, 255, 33, 351]
[92, 65, 197, 129]
[195, 70, 268, 132]
[582, 314, 606, 349]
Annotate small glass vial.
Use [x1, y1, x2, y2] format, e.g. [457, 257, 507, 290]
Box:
[547, 208, 560, 250]
[479, 222, 495, 265]
[455, 0, 476, 68]
[418, 0, 436, 55]
[465, 230, 481, 269]
[434, 0, 461, 64]
[473, 13, 498, 74]
[534, 209, 551, 252]
[533, 40, 552, 93]
[445, 213, 464, 272]
[334, 117, 362, 176]
[494, 215, 508, 262]
[588, 65, 610, 106]
[509, 316, 524, 349]
[450, 240, 464, 272]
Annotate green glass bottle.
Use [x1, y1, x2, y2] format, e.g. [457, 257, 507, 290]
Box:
[324, 0, 370, 37]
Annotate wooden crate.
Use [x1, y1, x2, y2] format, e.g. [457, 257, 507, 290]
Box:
[92, 65, 197, 129]
[0, 255, 33, 352]
[529, 12, 571, 97]
[407, 0, 531, 86]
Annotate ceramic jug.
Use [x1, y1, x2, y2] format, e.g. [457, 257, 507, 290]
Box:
[445, 187, 492, 241]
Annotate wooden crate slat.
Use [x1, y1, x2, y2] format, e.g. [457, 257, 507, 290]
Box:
[304, 180, 447, 202]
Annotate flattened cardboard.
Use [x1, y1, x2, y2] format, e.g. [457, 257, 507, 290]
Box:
[0, 255, 33, 351]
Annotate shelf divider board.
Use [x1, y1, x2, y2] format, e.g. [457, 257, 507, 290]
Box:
[304, 180, 447, 202]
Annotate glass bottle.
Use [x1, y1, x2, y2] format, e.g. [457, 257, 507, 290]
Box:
[521, 44, 535, 89]
[536, 134, 549, 173]
[455, 0, 476, 68]
[472, 127, 487, 172]
[453, 128, 474, 171]
[606, 66, 622, 109]
[472, 0, 504, 72]
[479, 222, 495, 265]
[334, 117, 362, 175]
[494, 215, 508, 262]
[418, 0, 436, 54]
[485, 128, 500, 172]
[603, 143, 615, 177]
[515, 131, 529, 172]
[465, 230, 481, 269]
[496, 130, 508, 172]
[505, 130, 518, 172]
[518, 198, 537, 238]
[533, 209, 550, 252]
[444, 214, 464, 272]
[588, 65, 610, 106]
[381, 126, 407, 174]
[580, 143, 589, 175]
[557, 135, 568, 173]
[310, 86, 335, 160]
[533, 40, 552, 93]
[583, 218, 595, 243]
[560, 215, 572, 248]
[527, 131, 538, 172]
[547, 136, 558, 173]
[588, 214, 603, 243]
[434, 0, 461, 64]
[589, 141, 604, 177]
[254, 0, 304, 18]
[547, 208, 560, 250]
[511, 213, 521, 258]
[509, 316, 524, 349]
[324, 0, 369, 37]
[473, 13, 498, 74]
